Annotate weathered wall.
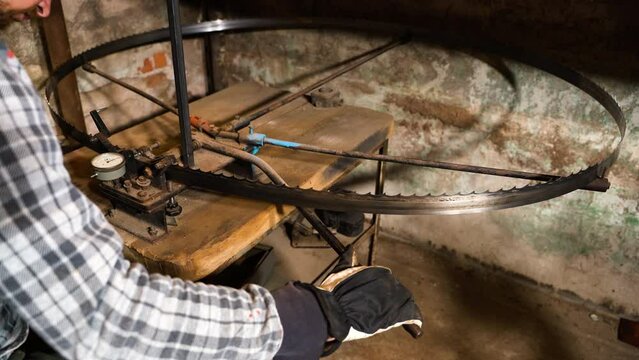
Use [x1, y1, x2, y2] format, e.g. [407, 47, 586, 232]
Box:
[0, 0, 208, 134]
[2, 1, 636, 317]
[0, 19, 48, 86]
[65, 0, 207, 133]
[213, 1, 639, 316]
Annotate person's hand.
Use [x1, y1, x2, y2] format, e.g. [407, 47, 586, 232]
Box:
[299, 246, 423, 356]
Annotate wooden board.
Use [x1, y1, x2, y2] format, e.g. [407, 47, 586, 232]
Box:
[65, 82, 393, 280]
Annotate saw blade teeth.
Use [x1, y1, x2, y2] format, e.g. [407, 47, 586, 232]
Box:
[49, 18, 625, 215]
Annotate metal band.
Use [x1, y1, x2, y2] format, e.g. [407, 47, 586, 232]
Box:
[45, 17, 626, 215]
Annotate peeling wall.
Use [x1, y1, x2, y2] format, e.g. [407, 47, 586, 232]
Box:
[1, 1, 636, 318]
[0, 0, 208, 134]
[213, 2, 639, 316]
[64, 0, 207, 133]
[0, 18, 48, 86]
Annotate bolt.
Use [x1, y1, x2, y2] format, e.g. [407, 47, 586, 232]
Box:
[166, 197, 182, 216]
[147, 227, 159, 236]
[135, 175, 151, 188]
[143, 167, 153, 178]
[589, 313, 600, 322]
[123, 179, 133, 193]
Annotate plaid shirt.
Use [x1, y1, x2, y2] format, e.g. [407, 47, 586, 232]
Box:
[0, 44, 283, 359]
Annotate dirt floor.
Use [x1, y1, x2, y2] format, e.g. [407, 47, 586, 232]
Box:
[261, 228, 639, 360]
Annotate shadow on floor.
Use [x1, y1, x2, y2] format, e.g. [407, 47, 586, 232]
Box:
[261, 229, 638, 360]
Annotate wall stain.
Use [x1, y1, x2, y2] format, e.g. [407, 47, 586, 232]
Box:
[343, 80, 376, 95]
[488, 121, 581, 172]
[384, 93, 479, 129]
[144, 72, 169, 89]
[214, 15, 639, 313]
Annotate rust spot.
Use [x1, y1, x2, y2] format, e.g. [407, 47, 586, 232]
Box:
[138, 58, 153, 73]
[344, 80, 376, 94]
[153, 52, 168, 69]
[488, 120, 577, 171]
[487, 122, 513, 150]
[145, 72, 168, 88]
[396, 119, 422, 133]
[384, 94, 478, 129]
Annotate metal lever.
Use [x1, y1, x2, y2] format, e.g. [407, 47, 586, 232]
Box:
[89, 109, 111, 137]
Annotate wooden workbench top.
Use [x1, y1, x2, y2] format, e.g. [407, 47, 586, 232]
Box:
[65, 82, 393, 280]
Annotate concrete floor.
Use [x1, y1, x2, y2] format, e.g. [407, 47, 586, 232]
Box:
[261, 227, 639, 360]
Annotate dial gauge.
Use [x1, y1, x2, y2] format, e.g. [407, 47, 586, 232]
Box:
[91, 152, 126, 181]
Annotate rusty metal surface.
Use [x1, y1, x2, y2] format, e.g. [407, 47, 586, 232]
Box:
[309, 87, 344, 108]
[227, 36, 406, 131]
[63, 82, 394, 279]
[45, 17, 625, 215]
[79, 63, 612, 193]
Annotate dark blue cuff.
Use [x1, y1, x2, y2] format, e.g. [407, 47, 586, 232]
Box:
[273, 282, 328, 359]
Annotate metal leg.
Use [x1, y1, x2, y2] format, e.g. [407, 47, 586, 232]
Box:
[203, 3, 223, 95]
[368, 140, 388, 266]
[166, 0, 195, 168]
[311, 139, 389, 282]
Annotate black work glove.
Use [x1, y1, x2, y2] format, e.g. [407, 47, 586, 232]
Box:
[300, 246, 423, 356]
[273, 247, 422, 359]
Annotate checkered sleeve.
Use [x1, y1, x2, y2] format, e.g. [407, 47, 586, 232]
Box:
[0, 54, 283, 359]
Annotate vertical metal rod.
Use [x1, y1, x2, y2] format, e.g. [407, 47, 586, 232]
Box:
[166, 0, 194, 168]
[368, 140, 388, 266]
[202, 3, 223, 94]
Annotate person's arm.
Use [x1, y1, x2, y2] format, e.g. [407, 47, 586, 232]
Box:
[0, 54, 282, 359]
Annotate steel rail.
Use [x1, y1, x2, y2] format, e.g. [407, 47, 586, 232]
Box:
[45, 17, 626, 215]
[226, 36, 408, 132]
[81, 62, 609, 192]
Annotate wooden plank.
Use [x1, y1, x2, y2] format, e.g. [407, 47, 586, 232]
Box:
[40, 0, 85, 132]
[65, 82, 393, 280]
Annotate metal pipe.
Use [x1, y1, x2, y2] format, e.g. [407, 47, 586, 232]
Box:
[261, 138, 609, 190]
[195, 134, 420, 338]
[368, 140, 388, 266]
[82, 63, 609, 192]
[226, 36, 409, 132]
[166, 0, 194, 168]
[83, 64, 179, 114]
[194, 134, 346, 254]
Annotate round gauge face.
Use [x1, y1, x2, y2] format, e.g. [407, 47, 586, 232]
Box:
[91, 152, 125, 171]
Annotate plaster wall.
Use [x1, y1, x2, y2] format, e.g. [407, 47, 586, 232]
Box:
[0, 0, 208, 134]
[1, 0, 636, 318]
[213, 1, 639, 316]
[65, 0, 207, 133]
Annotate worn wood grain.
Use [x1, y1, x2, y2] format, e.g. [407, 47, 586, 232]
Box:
[65, 82, 393, 280]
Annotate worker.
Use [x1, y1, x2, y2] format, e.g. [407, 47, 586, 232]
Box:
[0, 1, 422, 359]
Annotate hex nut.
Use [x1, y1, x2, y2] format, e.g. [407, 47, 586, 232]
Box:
[135, 175, 152, 188]
[123, 179, 133, 193]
